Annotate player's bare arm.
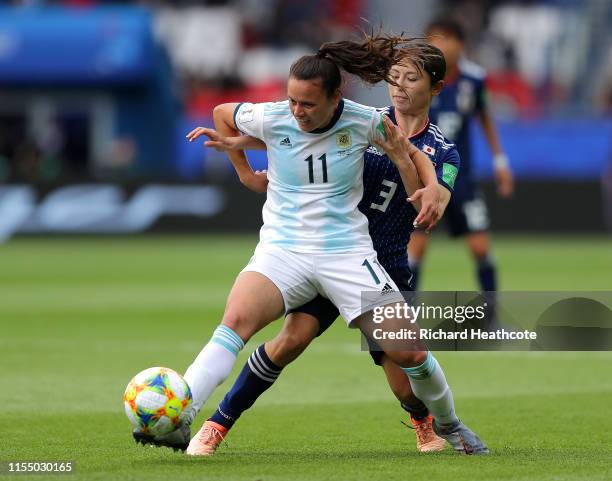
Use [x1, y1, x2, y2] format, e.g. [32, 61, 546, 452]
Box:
[186, 127, 269, 193]
[405, 143, 451, 229]
[186, 105, 268, 193]
[374, 115, 442, 231]
[477, 108, 514, 198]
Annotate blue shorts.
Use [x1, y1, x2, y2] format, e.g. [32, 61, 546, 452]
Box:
[444, 172, 490, 237]
[286, 266, 414, 366]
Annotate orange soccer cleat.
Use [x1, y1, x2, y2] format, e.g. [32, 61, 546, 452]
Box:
[409, 415, 446, 452]
[185, 420, 229, 456]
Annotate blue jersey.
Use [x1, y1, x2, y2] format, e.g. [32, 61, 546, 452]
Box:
[429, 58, 487, 177]
[358, 106, 461, 270]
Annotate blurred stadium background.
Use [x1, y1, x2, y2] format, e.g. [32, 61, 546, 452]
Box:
[0, 0, 610, 239]
[2, 2, 612, 479]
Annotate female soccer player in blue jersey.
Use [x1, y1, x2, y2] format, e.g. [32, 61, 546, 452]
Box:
[174, 42, 488, 456]
[408, 18, 514, 296]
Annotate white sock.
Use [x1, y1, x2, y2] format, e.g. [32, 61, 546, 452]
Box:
[402, 352, 458, 425]
[183, 325, 244, 421]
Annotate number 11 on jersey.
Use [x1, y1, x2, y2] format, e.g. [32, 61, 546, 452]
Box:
[304, 154, 328, 183]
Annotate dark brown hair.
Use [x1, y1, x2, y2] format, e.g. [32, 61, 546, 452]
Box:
[289, 31, 421, 97]
[396, 42, 447, 86]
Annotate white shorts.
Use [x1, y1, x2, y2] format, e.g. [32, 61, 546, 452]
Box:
[241, 243, 405, 324]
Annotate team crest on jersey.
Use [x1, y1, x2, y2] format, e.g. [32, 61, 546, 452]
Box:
[422, 145, 436, 156]
[336, 130, 352, 149]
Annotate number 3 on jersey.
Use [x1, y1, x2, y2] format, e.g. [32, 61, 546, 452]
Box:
[304, 154, 328, 183]
[370, 179, 398, 212]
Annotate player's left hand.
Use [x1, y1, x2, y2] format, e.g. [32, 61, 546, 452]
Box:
[495, 165, 514, 198]
[409, 184, 441, 233]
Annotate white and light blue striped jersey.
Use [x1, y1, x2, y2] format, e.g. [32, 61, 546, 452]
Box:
[234, 99, 385, 253]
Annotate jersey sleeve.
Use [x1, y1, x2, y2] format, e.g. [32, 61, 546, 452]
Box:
[233, 102, 266, 140]
[367, 108, 387, 145]
[436, 147, 461, 193]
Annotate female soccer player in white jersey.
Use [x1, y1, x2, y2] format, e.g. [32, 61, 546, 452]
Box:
[171, 42, 488, 456]
[134, 33, 486, 456]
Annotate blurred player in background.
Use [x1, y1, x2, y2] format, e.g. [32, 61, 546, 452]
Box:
[408, 17, 514, 297]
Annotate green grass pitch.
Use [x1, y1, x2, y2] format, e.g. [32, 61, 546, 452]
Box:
[2, 234, 612, 480]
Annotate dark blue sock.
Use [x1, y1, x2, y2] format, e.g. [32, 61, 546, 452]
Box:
[401, 400, 429, 421]
[209, 344, 282, 429]
[476, 256, 497, 292]
[476, 256, 498, 329]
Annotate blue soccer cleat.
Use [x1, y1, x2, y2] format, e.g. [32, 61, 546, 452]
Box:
[433, 420, 489, 455]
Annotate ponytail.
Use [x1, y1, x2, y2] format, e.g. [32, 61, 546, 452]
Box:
[289, 30, 420, 97]
[317, 32, 416, 86]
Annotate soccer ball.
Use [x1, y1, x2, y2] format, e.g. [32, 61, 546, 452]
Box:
[123, 367, 192, 436]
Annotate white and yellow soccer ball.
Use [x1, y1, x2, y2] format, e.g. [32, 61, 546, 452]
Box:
[123, 367, 192, 436]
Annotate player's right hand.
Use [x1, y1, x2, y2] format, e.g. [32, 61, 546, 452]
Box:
[186, 126, 234, 152]
[373, 115, 412, 165]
